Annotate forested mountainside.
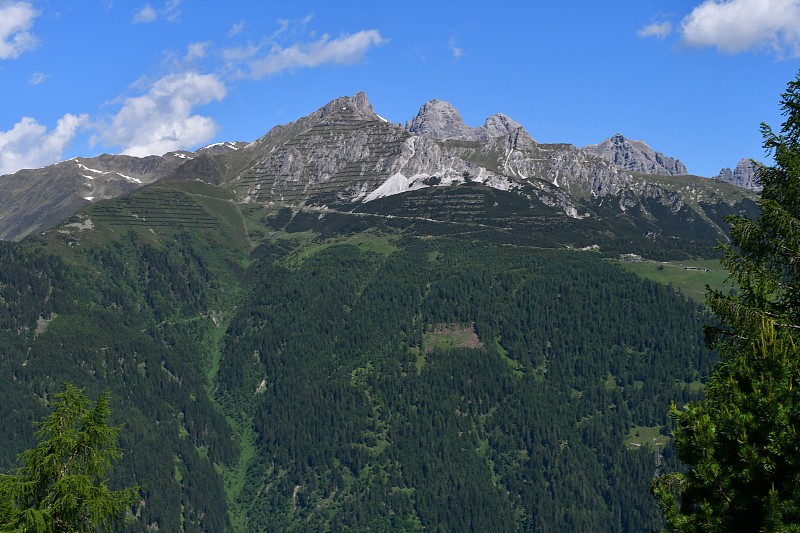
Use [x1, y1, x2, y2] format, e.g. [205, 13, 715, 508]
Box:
[0, 173, 719, 531]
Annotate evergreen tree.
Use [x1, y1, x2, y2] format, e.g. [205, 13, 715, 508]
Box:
[0, 383, 139, 532]
[652, 71, 800, 531]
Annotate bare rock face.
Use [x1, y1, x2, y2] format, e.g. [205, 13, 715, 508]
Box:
[0, 91, 760, 244]
[406, 100, 536, 145]
[714, 158, 762, 191]
[406, 99, 478, 140]
[583, 133, 688, 176]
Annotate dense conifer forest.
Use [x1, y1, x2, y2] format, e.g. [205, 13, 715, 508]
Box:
[0, 201, 717, 530]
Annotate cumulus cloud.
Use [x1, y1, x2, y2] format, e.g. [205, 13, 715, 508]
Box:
[680, 0, 800, 56]
[237, 30, 386, 79]
[0, 114, 87, 175]
[0, 1, 39, 59]
[637, 21, 673, 40]
[97, 72, 226, 157]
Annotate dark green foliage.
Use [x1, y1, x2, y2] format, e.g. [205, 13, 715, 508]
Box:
[0, 383, 139, 532]
[653, 71, 800, 531]
[0, 180, 723, 531]
[0, 229, 239, 532]
[215, 238, 714, 531]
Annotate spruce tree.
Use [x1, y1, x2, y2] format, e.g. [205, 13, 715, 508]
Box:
[652, 72, 800, 531]
[0, 383, 139, 532]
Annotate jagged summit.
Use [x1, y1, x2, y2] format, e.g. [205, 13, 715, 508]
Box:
[714, 158, 762, 191]
[406, 99, 535, 143]
[319, 91, 375, 119]
[583, 133, 687, 176]
[0, 91, 760, 243]
[406, 99, 475, 140]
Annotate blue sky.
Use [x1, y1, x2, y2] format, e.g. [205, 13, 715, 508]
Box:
[1, 0, 799, 177]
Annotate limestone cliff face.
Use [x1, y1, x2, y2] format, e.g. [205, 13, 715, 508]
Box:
[235, 94, 515, 207]
[714, 158, 762, 191]
[582, 133, 687, 176]
[406, 99, 536, 144]
[406, 99, 478, 140]
[230, 93, 749, 222]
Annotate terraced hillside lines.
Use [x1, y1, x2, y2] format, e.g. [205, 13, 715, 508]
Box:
[91, 188, 218, 229]
[356, 185, 567, 232]
[237, 107, 409, 205]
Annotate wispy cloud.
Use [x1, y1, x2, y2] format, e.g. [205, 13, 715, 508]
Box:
[28, 72, 47, 85]
[0, 114, 87, 175]
[132, 0, 181, 24]
[228, 20, 245, 38]
[637, 21, 673, 40]
[448, 36, 463, 59]
[235, 30, 387, 79]
[132, 3, 156, 23]
[680, 0, 800, 57]
[185, 41, 210, 61]
[0, 1, 39, 60]
[164, 0, 181, 22]
[96, 72, 226, 157]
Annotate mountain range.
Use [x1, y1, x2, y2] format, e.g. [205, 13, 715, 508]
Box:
[1, 92, 758, 249]
[0, 92, 763, 531]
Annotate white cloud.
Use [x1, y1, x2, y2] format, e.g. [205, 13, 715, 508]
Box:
[228, 20, 245, 38]
[448, 36, 463, 59]
[132, 4, 156, 23]
[164, 0, 181, 22]
[97, 72, 226, 157]
[637, 21, 673, 40]
[245, 30, 387, 79]
[0, 114, 87, 175]
[0, 1, 39, 59]
[28, 71, 47, 85]
[132, 0, 181, 24]
[185, 41, 209, 61]
[680, 0, 800, 56]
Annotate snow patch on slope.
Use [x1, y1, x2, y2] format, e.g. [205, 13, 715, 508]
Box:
[117, 172, 142, 184]
[75, 162, 109, 175]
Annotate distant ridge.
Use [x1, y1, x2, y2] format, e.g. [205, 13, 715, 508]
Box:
[583, 133, 687, 176]
[713, 158, 762, 191]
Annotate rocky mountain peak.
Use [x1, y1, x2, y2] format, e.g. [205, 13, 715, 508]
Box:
[406, 99, 474, 140]
[714, 158, 762, 191]
[484, 113, 520, 137]
[407, 100, 535, 144]
[583, 133, 687, 176]
[320, 91, 375, 119]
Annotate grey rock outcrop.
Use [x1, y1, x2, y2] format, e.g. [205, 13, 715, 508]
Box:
[583, 133, 687, 176]
[0, 91, 759, 246]
[406, 99, 478, 140]
[714, 158, 762, 191]
[406, 100, 536, 144]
